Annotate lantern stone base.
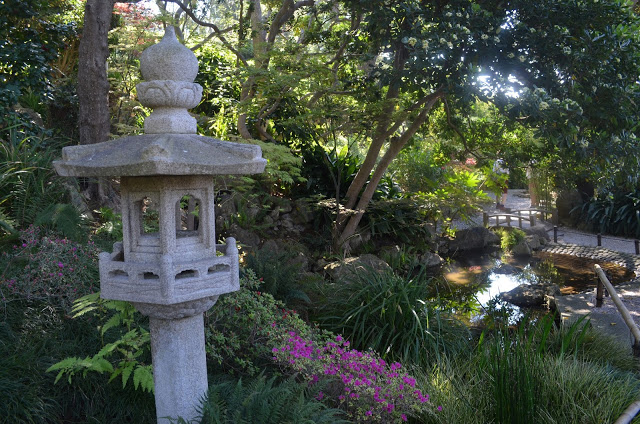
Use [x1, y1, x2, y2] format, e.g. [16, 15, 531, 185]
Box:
[149, 313, 209, 423]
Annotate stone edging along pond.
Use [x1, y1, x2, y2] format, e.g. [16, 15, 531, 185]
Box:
[540, 243, 640, 277]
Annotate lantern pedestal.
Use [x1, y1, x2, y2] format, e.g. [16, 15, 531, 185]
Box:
[149, 314, 207, 424]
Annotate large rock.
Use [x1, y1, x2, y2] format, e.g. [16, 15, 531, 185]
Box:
[447, 227, 500, 252]
[511, 239, 533, 256]
[324, 254, 391, 282]
[228, 224, 260, 249]
[501, 283, 560, 307]
[524, 224, 550, 241]
[420, 251, 444, 268]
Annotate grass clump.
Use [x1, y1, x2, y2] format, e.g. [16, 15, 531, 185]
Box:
[317, 267, 470, 367]
[413, 315, 640, 424]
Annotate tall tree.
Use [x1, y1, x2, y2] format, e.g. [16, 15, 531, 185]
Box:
[145, 0, 640, 251]
[77, 0, 115, 145]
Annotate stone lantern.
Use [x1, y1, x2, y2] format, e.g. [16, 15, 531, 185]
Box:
[54, 27, 266, 423]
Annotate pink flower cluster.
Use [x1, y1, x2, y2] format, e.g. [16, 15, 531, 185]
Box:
[272, 331, 441, 423]
[0, 226, 99, 308]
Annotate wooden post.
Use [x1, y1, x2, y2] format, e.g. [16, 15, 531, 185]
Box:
[597, 233, 602, 247]
[595, 275, 604, 307]
[594, 265, 640, 354]
[552, 208, 559, 225]
[483, 212, 488, 227]
[531, 214, 536, 227]
[554, 226, 558, 243]
[635, 239, 639, 255]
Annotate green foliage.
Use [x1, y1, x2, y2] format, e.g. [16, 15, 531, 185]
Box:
[95, 206, 124, 241]
[477, 322, 541, 423]
[0, 0, 76, 131]
[107, 4, 156, 135]
[0, 291, 155, 422]
[243, 247, 309, 304]
[299, 144, 362, 198]
[205, 269, 318, 376]
[34, 203, 88, 243]
[362, 198, 435, 246]
[495, 227, 526, 251]
[318, 267, 470, 367]
[0, 127, 71, 228]
[223, 137, 305, 195]
[194, 45, 240, 137]
[420, 315, 640, 424]
[576, 188, 640, 237]
[390, 145, 448, 194]
[178, 374, 347, 424]
[47, 293, 153, 393]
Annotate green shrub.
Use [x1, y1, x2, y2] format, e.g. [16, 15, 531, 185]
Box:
[318, 267, 470, 367]
[205, 269, 317, 376]
[177, 374, 348, 424]
[496, 227, 526, 251]
[362, 198, 435, 246]
[576, 188, 640, 237]
[243, 247, 309, 304]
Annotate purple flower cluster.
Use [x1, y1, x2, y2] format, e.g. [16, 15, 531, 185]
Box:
[272, 331, 441, 423]
[0, 226, 100, 309]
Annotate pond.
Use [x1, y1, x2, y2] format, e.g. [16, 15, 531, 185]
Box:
[441, 249, 635, 322]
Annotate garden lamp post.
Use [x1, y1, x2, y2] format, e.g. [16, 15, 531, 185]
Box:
[54, 26, 266, 423]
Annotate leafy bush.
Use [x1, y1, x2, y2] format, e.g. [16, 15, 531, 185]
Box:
[0, 225, 99, 310]
[495, 227, 526, 251]
[362, 198, 435, 246]
[318, 267, 470, 367]
[576, 188, 640, 237]
[0, 287, 155, 422]
[299, 144, 362, 198]
[273, 332, 441, 423]
[243, 246, 309, 304]
[0, 0, 76, 132]
[182, 374, 348, 424]
[205, 269, 317, 376]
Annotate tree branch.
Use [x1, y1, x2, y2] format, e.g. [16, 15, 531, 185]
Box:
[165, 0, 248, 66]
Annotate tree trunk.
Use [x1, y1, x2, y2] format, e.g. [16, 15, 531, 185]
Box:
[77, 0, 114, 145]
[335, 92, 443, 251]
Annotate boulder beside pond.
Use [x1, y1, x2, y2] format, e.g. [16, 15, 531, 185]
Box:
[446, 227, 500, 252]
[500, 283, 561, 308]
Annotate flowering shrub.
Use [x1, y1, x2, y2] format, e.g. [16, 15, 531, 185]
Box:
[272, 332, 442, 423]
[0, 225, 100, 309]
[205, 269, 320, 376]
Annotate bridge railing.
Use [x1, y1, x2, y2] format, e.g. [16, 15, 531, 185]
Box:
[483, 207, 558, 229]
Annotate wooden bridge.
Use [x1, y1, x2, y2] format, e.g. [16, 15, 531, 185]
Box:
[483, 207, 558, 229]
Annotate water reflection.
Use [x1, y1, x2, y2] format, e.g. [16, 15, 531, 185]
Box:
[440, 249, 634, 323]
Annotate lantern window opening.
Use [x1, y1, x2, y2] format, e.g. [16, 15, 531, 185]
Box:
[176, 193, 202, 239]
[139, 196, 161, 236]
